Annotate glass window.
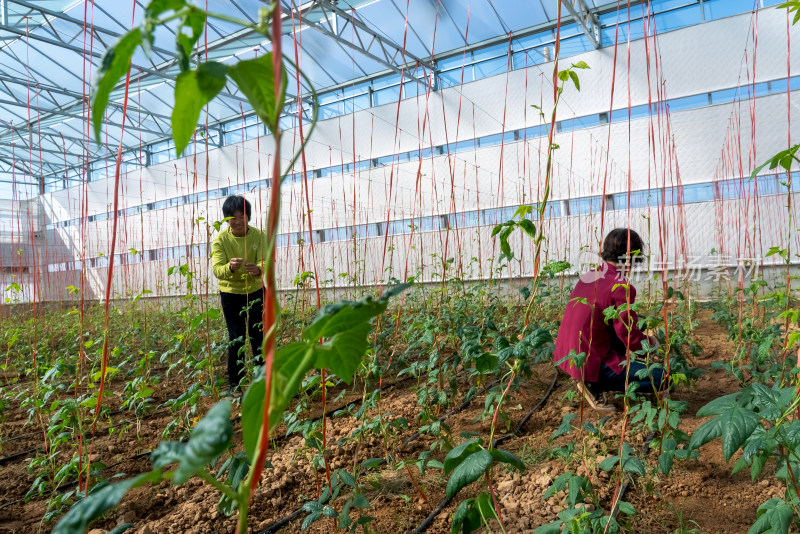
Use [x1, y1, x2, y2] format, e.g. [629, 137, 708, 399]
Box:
[755, 175, 781, 196]
[371, 74, 399, 90]
[403, 81, 425, 99]
[703, 0, 754, 21]
[557, 35, 593, 57]
[511, 50, 543, 70]
[279, 115, 296, 130]
[438, 67, 472, 89]
[449, 139, 478, 153]
[667, 93, 709, 112]
[543, 203, 560, 218]
[437, 53, 469, 72]
[522, 124, 547, 139]
[473, 42, 507, 62]
[481, 208, 500, 226]
[319, 102, 340, 120]
[342, 93, 370, 113]
[480, 133, 503, 148]
[474, 56, 509, 80]
[224, 129, 243, 145]
[372, 85, 401, 106]
[244, 124, 261, 139]
[375, 155, 395, 167]
[682, 183, 714, 203]
[710, 87, 739, 104]
[417, 216, 436, 232]
[514, 30, 554, 51]
[655, 4, 701, 32]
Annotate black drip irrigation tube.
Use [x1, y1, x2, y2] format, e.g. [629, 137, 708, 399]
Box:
[411, 371, 560, 534]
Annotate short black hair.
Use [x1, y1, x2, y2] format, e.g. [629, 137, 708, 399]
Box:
[601, 228, 645, 264]
[222, 195, 251, 219]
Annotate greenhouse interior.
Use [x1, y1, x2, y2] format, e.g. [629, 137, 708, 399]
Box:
[0, 0, 798, 532]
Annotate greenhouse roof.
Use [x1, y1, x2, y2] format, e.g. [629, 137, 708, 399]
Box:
[0, 0, 633, 195]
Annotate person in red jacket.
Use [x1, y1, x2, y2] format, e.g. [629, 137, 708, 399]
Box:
[553, 228, 663, 413]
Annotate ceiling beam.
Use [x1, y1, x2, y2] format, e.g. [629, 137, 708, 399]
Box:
[295, 0, 432, 85]
[560, 0, 601, 49]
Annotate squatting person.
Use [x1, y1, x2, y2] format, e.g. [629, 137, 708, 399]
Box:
[211, 195, 265, 393]
[553, 228, 664, 413]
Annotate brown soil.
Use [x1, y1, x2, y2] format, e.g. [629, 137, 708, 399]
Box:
[0, 309, 784, 534]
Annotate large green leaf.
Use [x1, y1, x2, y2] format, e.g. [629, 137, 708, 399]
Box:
[747, 498, 794, 534]
[53, 471, 160, 534]
[92, 29, 143, 142]
[550, 413, 576, 441]
[314, 321, 371, 384]
[690, 402, 760, 462]
[446, 450, 492, 499]
[749, 383, 793, 421]
[141, 0, 186, 56]
[689, 416, 724, 452]
[517, 219, 536, 239]
[451, 498, 482, 534]
[150, 441, 184, 469]
[241, 374, 266, 463]
[490, 448, 525, 472]
[474, 492, 498, 521]
[145, 0, 186, 19]
[474, 352, 499, 374]
[719, 403, 760, 462]
[172, 61, 228, 156]
[269, 342, 315, 430]
[696, 392, 740, 417]
[227, 53, 287, 134]
[533, 520, 563, 534]
[303, 293, 391, 342]
[176, 10, 206, 71]
[173, 400, 233, 483]
[444, 438, 483, 475]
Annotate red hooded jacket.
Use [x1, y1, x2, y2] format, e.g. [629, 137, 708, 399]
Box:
[553, 262, 648, 382]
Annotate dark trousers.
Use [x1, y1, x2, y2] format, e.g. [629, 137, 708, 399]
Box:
[220, 289, 264, 390]
[587, 360, 664, 396]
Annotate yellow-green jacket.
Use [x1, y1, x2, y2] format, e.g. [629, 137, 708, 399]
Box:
[211, 226, 265, 294]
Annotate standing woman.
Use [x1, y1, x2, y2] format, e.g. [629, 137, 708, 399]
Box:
[212, 195, 265, 392]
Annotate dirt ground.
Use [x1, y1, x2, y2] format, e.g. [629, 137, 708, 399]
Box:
[0, 310, 785, 534]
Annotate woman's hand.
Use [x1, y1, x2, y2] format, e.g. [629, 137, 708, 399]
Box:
[229, 257, 243, 272]
[244, 262, 261, 277]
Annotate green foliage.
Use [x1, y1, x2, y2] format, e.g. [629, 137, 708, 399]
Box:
[748, 498, 794, 534]
[446, 449, 492, 499]
[52, 471, 161, 534]
[172, 62, 228, 155]
[451, 492, 498, 534]
[751, 144, 800, 178]
[154, 400, 233, 483]
[490, 211, 536, 262]
[242, 285, 408, 462]
[92, 1, 287, 156]
[227, 54, 287, 134]
[92, 29, 142, 141]
[778, 1, 800, 27]
[443, 437, 524, 507]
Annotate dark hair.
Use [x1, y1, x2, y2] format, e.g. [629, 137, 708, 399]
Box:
[601, 228, 645, 264]
[222, 195, 251, 220]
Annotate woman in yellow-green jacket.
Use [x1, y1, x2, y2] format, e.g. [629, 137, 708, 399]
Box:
[211, 195, 265, 392]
